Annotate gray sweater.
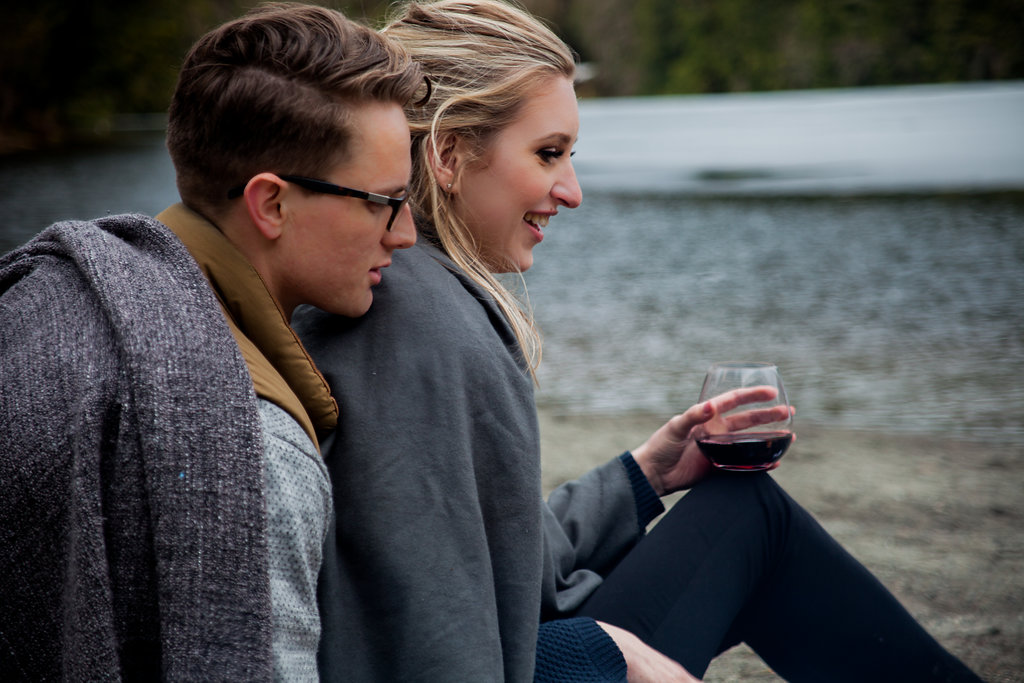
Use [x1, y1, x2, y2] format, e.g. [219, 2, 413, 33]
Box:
[0, 215, 272, 680]
[294, 241, 650, 681]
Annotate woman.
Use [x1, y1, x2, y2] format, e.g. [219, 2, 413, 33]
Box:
[292, 1, 982, 680]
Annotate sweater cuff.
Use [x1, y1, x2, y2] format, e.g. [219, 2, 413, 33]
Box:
[618, 452, 665, 530]
[535, 617, 626, 682]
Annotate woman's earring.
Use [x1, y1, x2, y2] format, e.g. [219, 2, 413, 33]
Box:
[446, 183, 452, 190]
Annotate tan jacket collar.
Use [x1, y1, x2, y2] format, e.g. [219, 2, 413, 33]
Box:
[157, 203, 338, 448]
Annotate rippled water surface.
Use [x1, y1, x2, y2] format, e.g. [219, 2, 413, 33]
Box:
[2, 83, 1022, 443]
[526, 192, 1024, 444]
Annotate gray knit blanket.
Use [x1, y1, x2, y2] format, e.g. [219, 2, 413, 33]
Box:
[0, 215, 271, 680]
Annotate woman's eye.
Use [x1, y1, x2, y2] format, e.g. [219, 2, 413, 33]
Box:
[538, 147, 576, 163]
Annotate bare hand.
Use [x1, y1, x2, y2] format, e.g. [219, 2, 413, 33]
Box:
[631, 386, 792, 495]
[596, 621, 701, 682]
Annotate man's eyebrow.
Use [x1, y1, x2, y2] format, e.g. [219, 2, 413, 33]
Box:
[377, 184, 409, 197]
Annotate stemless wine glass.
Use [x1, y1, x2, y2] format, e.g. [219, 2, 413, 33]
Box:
[696, 362, 793, 471]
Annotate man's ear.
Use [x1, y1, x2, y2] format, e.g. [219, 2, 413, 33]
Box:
[243, 173, 289, 241]
[429, 133, 463, 193]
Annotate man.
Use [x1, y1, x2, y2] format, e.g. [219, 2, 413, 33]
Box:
[0, 4, 423, 679]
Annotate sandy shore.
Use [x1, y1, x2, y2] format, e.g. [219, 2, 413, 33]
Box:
[538, 409, 1023, 682]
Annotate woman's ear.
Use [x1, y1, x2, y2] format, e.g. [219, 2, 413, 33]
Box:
[243, 173, 288, 240]
[429, 133, 462, 193]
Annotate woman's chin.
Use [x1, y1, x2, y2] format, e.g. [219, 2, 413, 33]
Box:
[487, 250, 534, 274]
[514, 244, 537, 272]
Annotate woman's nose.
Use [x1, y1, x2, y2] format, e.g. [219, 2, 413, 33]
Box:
[553, 163, 582, 209]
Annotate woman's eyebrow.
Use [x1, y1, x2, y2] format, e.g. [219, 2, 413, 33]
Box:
[537, 133, 576, 146]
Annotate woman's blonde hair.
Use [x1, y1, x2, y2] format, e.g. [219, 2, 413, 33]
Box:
[383, 0, 577, 378]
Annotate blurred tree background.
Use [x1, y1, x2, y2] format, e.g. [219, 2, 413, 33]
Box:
[1, 0, 1021, 152]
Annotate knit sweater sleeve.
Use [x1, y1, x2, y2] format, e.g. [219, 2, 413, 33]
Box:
[618, 452, 665, 530]
[534, 617, 626, 682]
[259, 399, 331, 682]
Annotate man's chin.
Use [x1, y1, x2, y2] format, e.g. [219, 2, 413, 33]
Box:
[330, 292, 373, 319]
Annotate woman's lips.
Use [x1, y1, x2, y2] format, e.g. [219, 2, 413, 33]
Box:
[524, 212, 551, 242]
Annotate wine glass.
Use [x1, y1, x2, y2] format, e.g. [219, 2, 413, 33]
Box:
[696, 362, 793, 471]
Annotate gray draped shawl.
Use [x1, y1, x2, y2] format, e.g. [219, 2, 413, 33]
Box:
[294, 242, 643, 681]
[0, 215, 271, 680]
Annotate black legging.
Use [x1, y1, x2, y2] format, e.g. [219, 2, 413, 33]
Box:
[576, 472, 982, 682]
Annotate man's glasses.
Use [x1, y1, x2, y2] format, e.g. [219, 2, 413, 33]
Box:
[227, 174, 409, 231]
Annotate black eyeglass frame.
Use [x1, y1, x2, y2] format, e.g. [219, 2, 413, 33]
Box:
[227, 174, 409, 231]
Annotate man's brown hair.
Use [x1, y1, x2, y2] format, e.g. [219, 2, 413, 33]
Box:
[167, 2, 425, 213]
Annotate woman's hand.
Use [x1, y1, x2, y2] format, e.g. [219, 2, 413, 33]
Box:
[596, 621, 701, 682]
[631, 386, 790, 495]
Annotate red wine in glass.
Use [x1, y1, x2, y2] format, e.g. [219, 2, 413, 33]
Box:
[696, 362, 793, 472]
[696, 430, 793, 471]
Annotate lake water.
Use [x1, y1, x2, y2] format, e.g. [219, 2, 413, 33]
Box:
[2, 82, 1022, 444]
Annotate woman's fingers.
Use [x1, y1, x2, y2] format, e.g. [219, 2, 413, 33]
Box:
[723, 405, 791, 431]
[708, 385, 778, 415]
[665, 386, 785, 442]
[665, 400, 715, 439]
